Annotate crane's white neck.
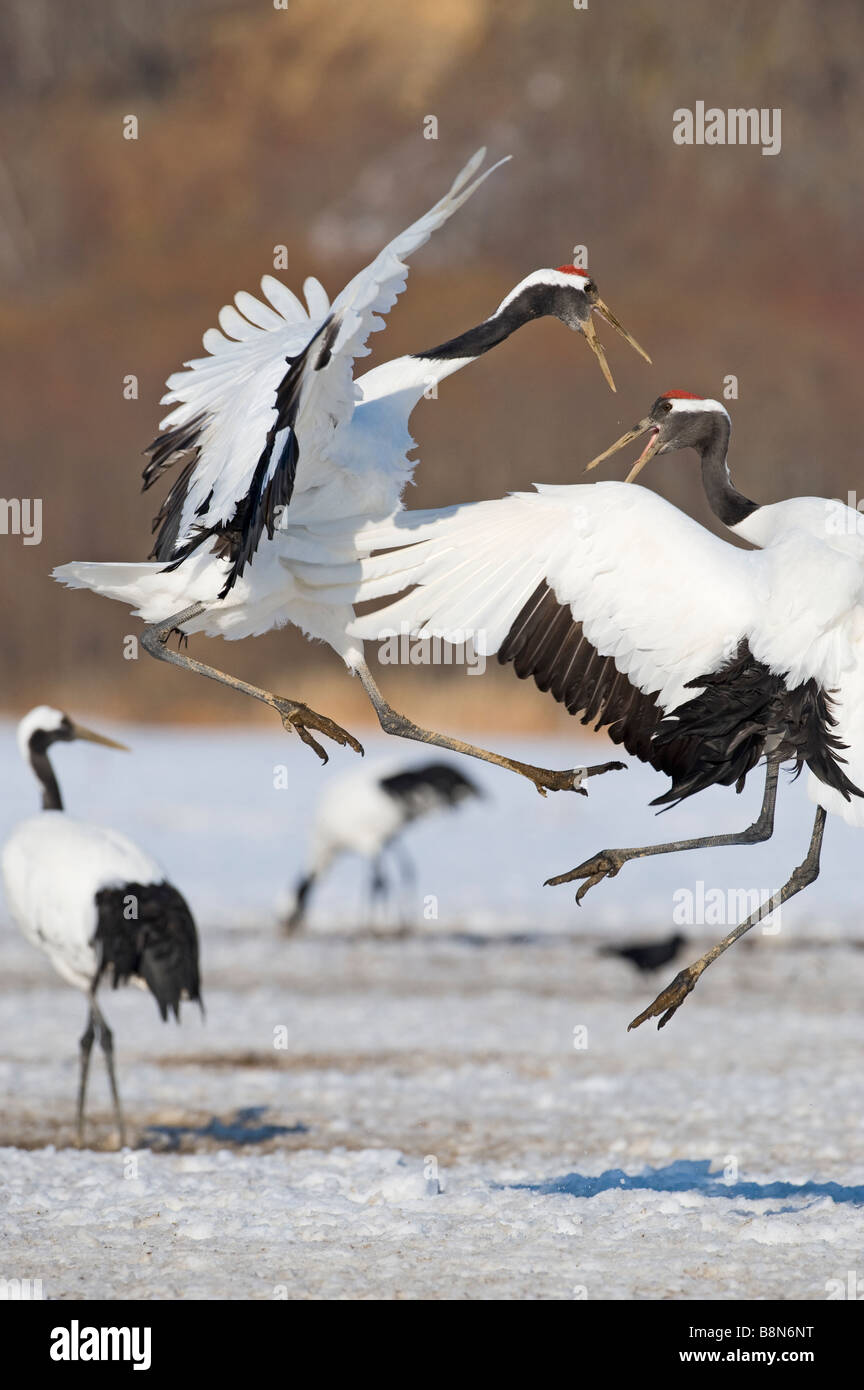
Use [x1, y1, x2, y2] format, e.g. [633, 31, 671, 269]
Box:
[355, 350, 476, 407]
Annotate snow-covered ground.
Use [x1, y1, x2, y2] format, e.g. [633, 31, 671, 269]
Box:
[0, 720, 862, 1299]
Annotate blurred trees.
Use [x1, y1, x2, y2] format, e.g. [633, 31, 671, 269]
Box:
[0, 0, 861, 725]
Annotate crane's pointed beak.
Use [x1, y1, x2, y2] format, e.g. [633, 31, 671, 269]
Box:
[593, 299, 652, 365]
[70, 722, 130, 752]
[581, 315, 617, 392]
[585, 415, 662, 482]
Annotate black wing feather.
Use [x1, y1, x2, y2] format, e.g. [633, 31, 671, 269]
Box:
[498, 582, 681, 771]
[651, 640, 864, 808]
[498, 587, 863, 811]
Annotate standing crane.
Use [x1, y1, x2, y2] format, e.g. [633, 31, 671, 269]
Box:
[2, 707, 201, 1146]
[283, 759, 482, 933]
[347, 393, 864, 1028]
[54, 149, 646, 797]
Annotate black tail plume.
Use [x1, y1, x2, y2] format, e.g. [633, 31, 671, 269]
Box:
[93, 881, 202, 1021]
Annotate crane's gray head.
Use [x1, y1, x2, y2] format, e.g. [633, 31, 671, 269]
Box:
[585, 392, 732, 481]
[496, 266, 651, 392]
[16, 705, 129, 761]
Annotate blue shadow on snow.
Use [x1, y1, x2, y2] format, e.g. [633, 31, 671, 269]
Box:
[511, 1159, 864, 1207]
[144, 1105, 307, 1151]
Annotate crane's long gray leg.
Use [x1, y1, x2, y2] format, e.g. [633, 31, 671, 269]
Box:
[629, 804, 827, 1031]
[282, 872, 316, 936]
[547, 755, 781, 903]
[140, 603, 363, 764]
[385, 840, 416, 936]
[91, 1000, 126, 1148]
[390, 840, 417, 891]
[354, 660, 625, 797]
[367, 855, 389, 931]
[393, 841, 416, 932]
[76, 1007, 96, 1147]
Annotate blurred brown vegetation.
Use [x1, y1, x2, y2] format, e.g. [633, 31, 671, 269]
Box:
[0, 0, 861, 730]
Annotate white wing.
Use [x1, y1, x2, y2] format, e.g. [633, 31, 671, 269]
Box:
[292, 147, 508, 474]
[147, 150, 508, 590]
[350, 482, 758, 715]
[146, 275, 330, 556]
[349, 484, 864, 813]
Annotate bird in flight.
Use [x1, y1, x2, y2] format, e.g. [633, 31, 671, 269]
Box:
[55, 149, 647, 796]
[349, 393, 864, 1026]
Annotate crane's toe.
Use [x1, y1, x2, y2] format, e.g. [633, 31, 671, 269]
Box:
[276, 699, 365, 762]
[544, 849, 624, 899]
[627, 962, 703, 1031]
[527, 767, 592, 796]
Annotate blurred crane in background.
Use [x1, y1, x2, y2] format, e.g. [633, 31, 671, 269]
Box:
[283, 759, 482, 934]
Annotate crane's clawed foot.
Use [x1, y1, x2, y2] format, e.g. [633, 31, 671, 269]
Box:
[524, 759, 626, 799]
[544, 848, 628, 903]
[274, 699, 364, 764]
[627, 961, 705, 1031]
[528, 767, 588, 798]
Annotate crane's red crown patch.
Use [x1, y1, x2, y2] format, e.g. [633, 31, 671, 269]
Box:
[555, 264, 589, 276]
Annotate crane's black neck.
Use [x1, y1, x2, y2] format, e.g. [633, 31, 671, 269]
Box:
[28, 734, 64, 811]
[696, 414, 758, 528]
[413, 283, 570, 363]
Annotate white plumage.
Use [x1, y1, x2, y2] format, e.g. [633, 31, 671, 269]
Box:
[55, 151, 509, 658]
[53, 149, 647, 792]
[309, 766, 415, 864]
[2, 706, 201, 1145]
[348, 392, 864, 1028]
[350, 405, 864, 825]
[3, 815, 162, 992]
[283, 758, 482, 931]
[351, 481, 756, 714]
[728, 498, 864, 824]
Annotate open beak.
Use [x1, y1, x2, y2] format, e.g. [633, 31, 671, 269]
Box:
[70, 722, 130, 752]
[584, 415, 663, 482]
[593, 299, 652, 365]
[581, 315, 617, 393]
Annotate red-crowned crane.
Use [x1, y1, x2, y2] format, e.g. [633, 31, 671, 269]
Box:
[347, 393, 864, 1028]
[2, 707, 201, 1146]
[54, 149, 645, 797]
[283, 759, 482, 933]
